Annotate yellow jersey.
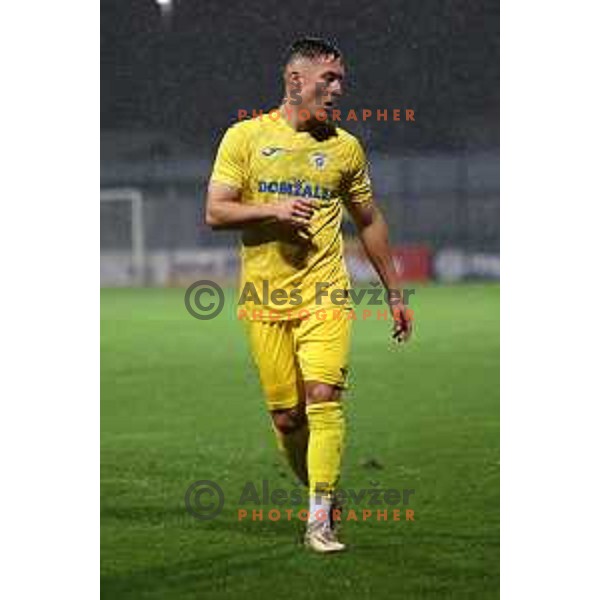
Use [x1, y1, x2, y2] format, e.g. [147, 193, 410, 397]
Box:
[209, 111, 373, 318]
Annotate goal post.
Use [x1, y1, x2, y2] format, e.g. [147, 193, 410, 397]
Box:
[100, 188, 146, 286]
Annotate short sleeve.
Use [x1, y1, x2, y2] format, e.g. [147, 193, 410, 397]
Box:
[210, 124, 248, 189]
[343, 137, 373, 205]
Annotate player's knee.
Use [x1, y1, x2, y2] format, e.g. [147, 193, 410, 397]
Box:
[271, 406, 306, 434]
[305, 382, 340, 404]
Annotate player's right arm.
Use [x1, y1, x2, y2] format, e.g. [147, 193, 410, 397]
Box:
[205, 181, 315, 230]
[205, 123, 314, 230]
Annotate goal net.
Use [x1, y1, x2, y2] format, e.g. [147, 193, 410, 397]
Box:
[101, 188, 146, 286]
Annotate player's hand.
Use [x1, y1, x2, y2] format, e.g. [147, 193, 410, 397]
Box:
[271, 198, 316, 230]
[391, 302, 414, 344]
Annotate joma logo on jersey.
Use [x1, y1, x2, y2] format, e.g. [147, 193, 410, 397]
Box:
[258, 180, 334, 200]
[261, 146, 286, 157]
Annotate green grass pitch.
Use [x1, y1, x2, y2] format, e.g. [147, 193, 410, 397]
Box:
[101, 283, 499, 598]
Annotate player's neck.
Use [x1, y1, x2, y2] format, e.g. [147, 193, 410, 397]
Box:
[278, 102, 319, 133]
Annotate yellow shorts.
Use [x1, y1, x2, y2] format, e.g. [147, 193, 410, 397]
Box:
[244, 311, 352, 411]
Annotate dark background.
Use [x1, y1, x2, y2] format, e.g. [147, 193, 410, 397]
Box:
[101, 0, 499, 154]
[101, 0, 500, 285]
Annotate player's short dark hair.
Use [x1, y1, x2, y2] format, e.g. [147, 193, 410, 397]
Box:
[283, 37, 342, 67]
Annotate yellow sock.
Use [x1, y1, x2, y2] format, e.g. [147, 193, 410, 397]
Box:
[307, 401, 345, 497]
[272, 422, 309, 487]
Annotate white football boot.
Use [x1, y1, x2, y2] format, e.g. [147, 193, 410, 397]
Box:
[304, 520, 346, 553]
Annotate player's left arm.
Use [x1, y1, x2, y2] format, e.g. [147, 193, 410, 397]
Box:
[345, 201, 413, 343]
[342, 138, 413, 343]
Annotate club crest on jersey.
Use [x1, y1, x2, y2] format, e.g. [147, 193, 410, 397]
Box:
[310, 152, 327, 170]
